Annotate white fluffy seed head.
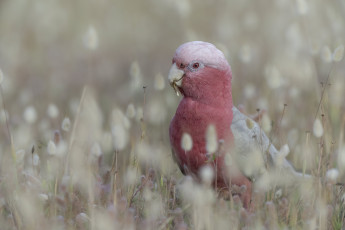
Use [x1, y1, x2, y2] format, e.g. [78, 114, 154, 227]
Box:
[124, 167, 138, 186]
[244, 84, 256, 99]
[76, 212, 89, 224]
[325, 168, 339, 183]
[91, 142, 102, 157]
[276, 144, 290, 167]
[200, 165, 214, 185]
[47, 103, 59, 118]
[181, 132, 193, 151]
[154, 73, 165, 90]
[23, 106, 37, 124]
[275, 189, 282, 199]
[135, 106, 143, 122]
[83, 25, 98, 50]
[206, 124, 218, 153]
[296, 0, 309, 14]
[112, 124, 128, 150]
[224, 153, 233, 167]
[313, 119, 323, 138]
[265, 65, 284, 89]
[47, 140, 57, 155]
[146, 100, 167, 125]
[279, 144, 290, 158]
[62, 117, 71, 132]
[321, 46, 332, 63]
[126, 103, 136, 119]
[261, 113, 272, 133]
[239, 44, 252, 63]
[333, 45, 344, 62]
[38, 193, 49, 202]
[33, 154, 40, 166]
[112, 108, 131, 129]
[56, 142, 67, 157]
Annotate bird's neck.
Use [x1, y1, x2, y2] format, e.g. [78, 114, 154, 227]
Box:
[175, 97, 233, 137]
[182, 67, 233, 108]
[185, 91, 233, 108]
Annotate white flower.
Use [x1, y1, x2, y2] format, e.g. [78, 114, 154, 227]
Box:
[181, 133, 193, 151]
[147, 100, 167, 125]
[154, 73, 165, 90]
[33, 154, 40, 166]
[243, 84, 255, 99]
[261, 113, 272, 133]
[23, 106, 37, 124]
[321, 46, 332, 63]
[313, 119, 323, 137]
[296, 0, 308, 15]
[126, 103, 136, 119]
[333, 45, 344, 62]
[275, 144, 289, 168]
[38, 193, 49, 202]
[112, 108, 131, 129]
[47, 103, 59, 118]
[265, 65, 284, 89]
[224, 153, 233, 166]
[56, 141, 67, 157]
[239, 44, 252, 63]
[112, 125, 128, 150]
[124, 167, 138, 186]
[135, 107, 143, 122]
[325, 168, 339, 183]
[83, 25, 98, 50]
[279, 144, 290, 158]
[76, 213, 89, 224]
[275, 189, 282, 199]
[47, 140, 57, 155]
[62, 117, 71, 132]
[200, 165, 214, 185]
[91, 142, 102, 157]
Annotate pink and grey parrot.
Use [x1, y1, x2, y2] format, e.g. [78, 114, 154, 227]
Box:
[168, 41, 308, 208]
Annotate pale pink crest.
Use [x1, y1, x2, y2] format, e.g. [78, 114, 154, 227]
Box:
[174, 41, 230, 71]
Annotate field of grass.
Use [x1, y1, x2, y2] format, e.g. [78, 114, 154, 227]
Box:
[0, 0, 345, 229]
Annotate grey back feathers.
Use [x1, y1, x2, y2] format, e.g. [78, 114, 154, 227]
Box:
[231, 107, 310, 187]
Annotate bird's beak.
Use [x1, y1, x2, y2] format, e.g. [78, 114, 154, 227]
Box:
[168, 63, 185, 96]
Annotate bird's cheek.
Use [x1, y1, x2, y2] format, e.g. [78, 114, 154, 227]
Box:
[182, 74, 196, 88]
[180, 75, 188, 89]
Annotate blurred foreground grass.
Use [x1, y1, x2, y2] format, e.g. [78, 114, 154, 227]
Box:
[0, 0, 345, 229]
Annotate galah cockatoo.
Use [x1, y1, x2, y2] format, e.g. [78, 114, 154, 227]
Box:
[168, 41, 308, 208]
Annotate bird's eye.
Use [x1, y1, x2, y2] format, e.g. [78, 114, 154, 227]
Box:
[180, 63, 185, 68]
[192, 63, 200, 69]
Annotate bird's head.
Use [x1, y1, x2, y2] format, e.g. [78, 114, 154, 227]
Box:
[168, 41, 233, 106]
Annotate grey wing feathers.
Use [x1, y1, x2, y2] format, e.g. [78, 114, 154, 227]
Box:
[231, 106, 309, 183]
